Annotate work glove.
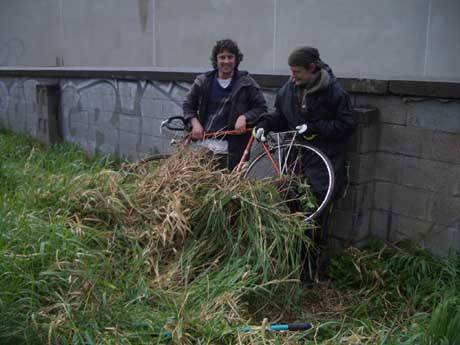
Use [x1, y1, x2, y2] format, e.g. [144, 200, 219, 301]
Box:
[295, 123, 308, 135]
[253, 127, 267, 142]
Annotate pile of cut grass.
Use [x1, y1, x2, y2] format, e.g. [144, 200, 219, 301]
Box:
[0, 129, 315, 344]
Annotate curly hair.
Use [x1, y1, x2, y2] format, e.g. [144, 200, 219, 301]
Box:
[210, 39, 243, 70]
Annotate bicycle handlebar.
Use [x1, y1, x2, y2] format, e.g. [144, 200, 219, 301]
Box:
[160, 116, 253, 138]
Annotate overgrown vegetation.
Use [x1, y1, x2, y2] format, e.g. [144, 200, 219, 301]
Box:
[0, 129, 459, 344]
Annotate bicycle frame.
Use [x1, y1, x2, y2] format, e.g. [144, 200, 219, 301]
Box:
[160, 116, 307, 176]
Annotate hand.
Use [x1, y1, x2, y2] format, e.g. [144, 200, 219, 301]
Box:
[234, 115, 246, 133]
[190, 117, 204, 140]
[295, 123, 308, 135]
[253, 128, 267, 142]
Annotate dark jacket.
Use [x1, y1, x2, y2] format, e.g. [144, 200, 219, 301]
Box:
[261, 66, 356, 197]
[183, 69, 267, 169]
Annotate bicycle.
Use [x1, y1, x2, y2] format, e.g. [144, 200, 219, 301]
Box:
[159, 116, 335, 221]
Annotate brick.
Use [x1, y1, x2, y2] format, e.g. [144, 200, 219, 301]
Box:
[407, 101, 460, 134]
[402, 156, 460, 196]
[431, 131, 460, 164]
[375, 152, 404, 183]
[430, 194, 460, 228]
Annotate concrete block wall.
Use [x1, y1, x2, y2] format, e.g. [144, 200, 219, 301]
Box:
[351, 94, 460, 255]
[0, 74, 459, 255]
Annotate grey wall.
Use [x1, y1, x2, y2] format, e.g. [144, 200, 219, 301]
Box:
[1, 0, 460, 81]
[1, 75, 459, 255]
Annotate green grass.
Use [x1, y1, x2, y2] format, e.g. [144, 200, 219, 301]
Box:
[0, 128, 459, 344]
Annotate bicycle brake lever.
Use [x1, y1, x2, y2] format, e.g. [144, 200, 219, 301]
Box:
[160, 119, 169, 134]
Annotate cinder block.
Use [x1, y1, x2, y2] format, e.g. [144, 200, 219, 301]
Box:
[380, 124, 433, 157]
[102, 92, 117, 112]
[141, 116, 167, 137]
[119, 114, 141, 134]
[431, 131, 460, 164]
[118, 130, 141, 159]
[397, 215, 436, 244]
[402, 156, 460, 196]
[119, 95, 136, 113]
[424, 226, 456, 256]
[330, 209, 354, 240]
[355, 94, 406, 125]
[170, 83, 189, 101]
[352, 107, 379, 125]
[68, 122, 89, 142]
[162, 100, 182, 116]
[375, 152, 404, 184]
[71, 110, 89, 124]
[336, 182, 374, 211]
[370, 209, 396, 242]
[140, 98, 164, 117]
[139, 134, 164, 155]
[407, 101, 460, 134]
[374, 181, 433, 220]
[430, 194, 460, 228]
[453, 230, 460, 252]
[359, 123, 380, 153]
[349, 152, 376, 184]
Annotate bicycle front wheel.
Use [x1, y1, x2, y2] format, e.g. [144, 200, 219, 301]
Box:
[244, 143, 335, 221]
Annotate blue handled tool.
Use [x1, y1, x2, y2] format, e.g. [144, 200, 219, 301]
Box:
[242, 322, 312, 333]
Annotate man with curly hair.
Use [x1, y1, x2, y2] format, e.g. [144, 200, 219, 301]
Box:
[183, 39, 267, 170]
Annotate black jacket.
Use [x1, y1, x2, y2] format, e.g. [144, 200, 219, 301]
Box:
[183, 70, 267, 169]
[261, 67, 356, 196]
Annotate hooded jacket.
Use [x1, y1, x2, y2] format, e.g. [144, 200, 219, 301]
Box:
[260, 63, 356, 197]
[183, 69, 267, 169]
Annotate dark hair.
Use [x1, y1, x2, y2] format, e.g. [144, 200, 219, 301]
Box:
[210, 39, 243, 69]
[288, 46, 321, 70]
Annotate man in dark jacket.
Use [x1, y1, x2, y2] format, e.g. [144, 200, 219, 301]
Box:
[255, 46, 356, 202]
[183, 39, 267, 170]
[255, 46, 356, 280]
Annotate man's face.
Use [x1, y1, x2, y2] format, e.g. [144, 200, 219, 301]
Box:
[216, 50, 236, 77]
[290, 64, 316, 85]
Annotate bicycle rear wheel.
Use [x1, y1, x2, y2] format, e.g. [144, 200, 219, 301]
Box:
[244, 143, 335, 221]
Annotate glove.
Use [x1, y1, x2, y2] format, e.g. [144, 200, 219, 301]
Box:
[253, 128, 267, 142]
[295, 123, 308, 135]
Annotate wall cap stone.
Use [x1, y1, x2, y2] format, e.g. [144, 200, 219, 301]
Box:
[1, 67, 460, 99]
